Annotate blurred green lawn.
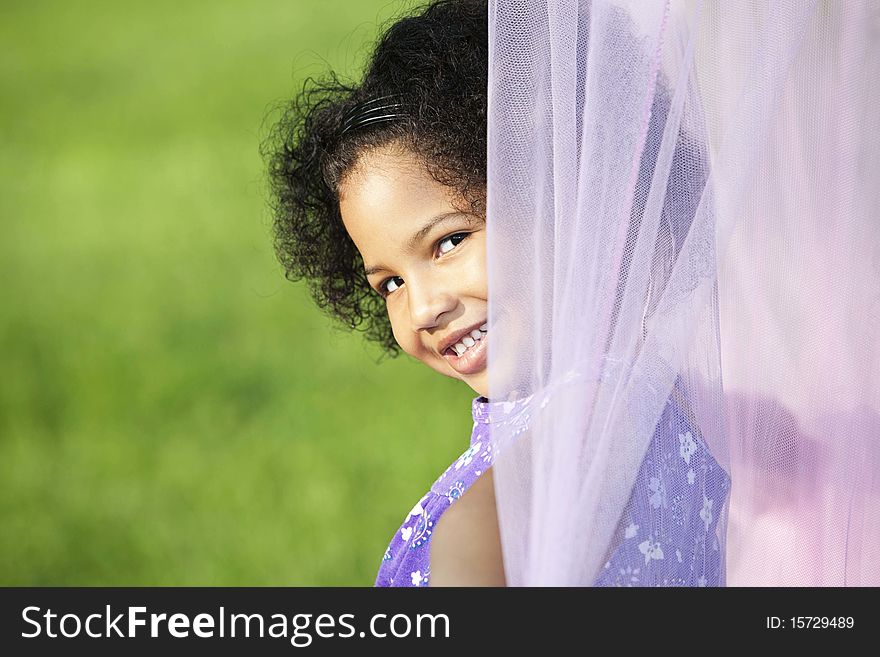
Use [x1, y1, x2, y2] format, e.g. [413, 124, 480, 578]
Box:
[0, 0, 475, 585]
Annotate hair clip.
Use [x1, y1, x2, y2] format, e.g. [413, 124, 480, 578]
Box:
[340, 95, 405, 136]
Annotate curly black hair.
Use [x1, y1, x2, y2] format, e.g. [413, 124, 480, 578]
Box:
[264, 0, 488, 357]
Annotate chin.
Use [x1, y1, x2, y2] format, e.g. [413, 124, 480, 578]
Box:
[464, 372, 489, 399]
[425, 355, 489, 398]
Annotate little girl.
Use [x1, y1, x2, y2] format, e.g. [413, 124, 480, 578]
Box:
[265, 0, 730, 586]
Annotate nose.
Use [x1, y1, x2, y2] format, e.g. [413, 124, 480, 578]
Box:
[407, 273, 457, 331]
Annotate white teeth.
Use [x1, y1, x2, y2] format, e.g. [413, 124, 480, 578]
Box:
[480, 323, 488, 331]
[447, 325, 490, 358]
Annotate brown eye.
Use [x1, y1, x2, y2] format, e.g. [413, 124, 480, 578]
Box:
[381, 276, 404, 296]
[438, 232, 468, 255]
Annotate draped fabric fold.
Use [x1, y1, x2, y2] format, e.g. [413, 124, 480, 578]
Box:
[486, 0, 880, 586]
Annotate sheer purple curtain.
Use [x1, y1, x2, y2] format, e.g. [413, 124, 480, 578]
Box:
[486, 0, 879, 586]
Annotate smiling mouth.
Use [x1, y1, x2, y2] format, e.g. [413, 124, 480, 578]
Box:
[443, 322, 488, 357]
[442, 323, 488, 375]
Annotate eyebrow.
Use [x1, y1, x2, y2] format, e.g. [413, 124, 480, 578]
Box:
[363, 212, 470, 277]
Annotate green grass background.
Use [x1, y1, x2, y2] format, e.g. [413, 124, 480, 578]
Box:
[0, 0, 476, 585]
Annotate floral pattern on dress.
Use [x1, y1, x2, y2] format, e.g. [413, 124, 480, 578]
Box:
[375, 385, 731, 587]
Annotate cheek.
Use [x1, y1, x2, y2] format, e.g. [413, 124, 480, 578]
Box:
[464, 241, 489, 299]
[387, 307, 423, 357]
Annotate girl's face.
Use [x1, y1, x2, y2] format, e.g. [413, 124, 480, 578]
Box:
[339, 145, 489, 398]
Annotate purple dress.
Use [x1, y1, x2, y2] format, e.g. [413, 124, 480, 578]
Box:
[375, 391, 730, 587]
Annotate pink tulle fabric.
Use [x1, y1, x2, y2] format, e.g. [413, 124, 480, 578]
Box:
[486, 0, 880, 586]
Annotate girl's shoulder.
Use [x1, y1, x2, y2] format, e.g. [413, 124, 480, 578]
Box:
[429, 465, 506, 586]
